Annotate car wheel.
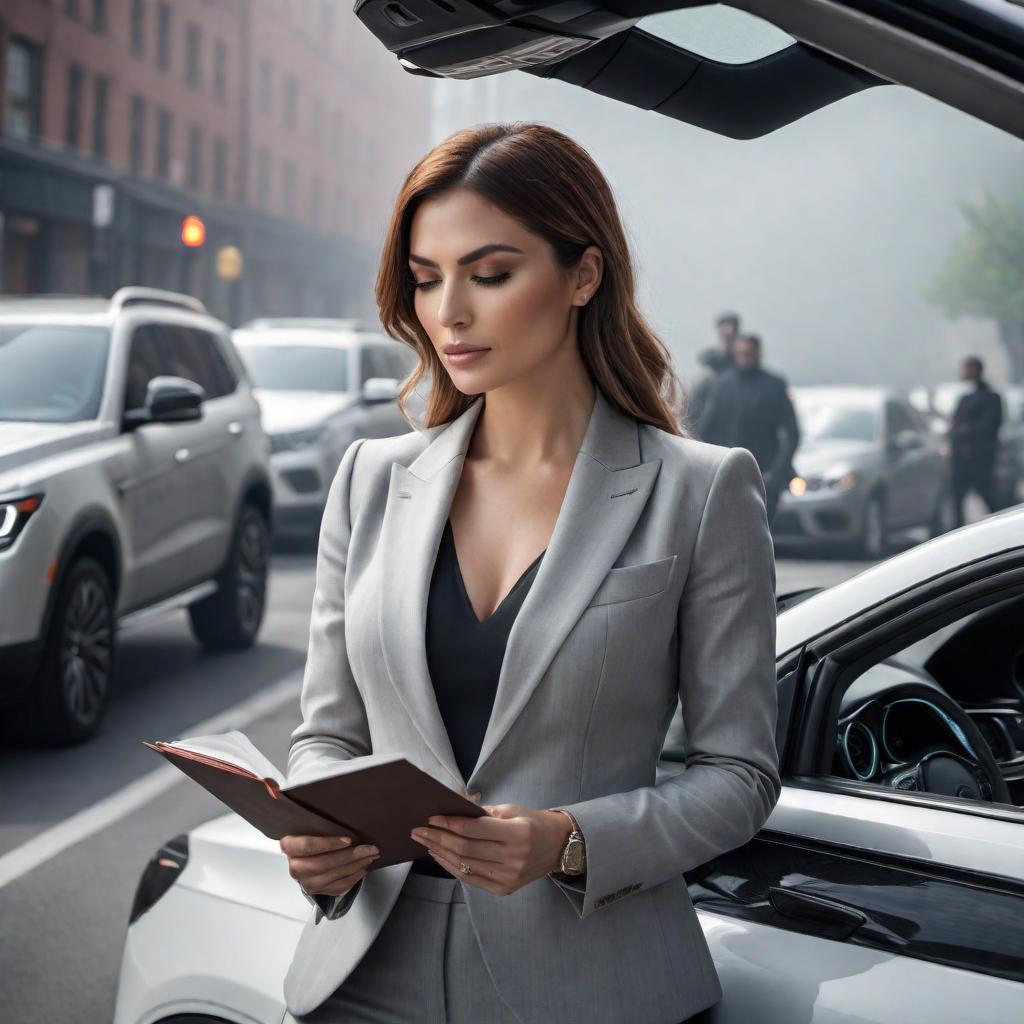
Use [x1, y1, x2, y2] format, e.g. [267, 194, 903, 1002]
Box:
[188, 504, 269, 651]
[26, 557, 116, 745]
[859, 492, 888, 560]
[928, 489, 957, 538]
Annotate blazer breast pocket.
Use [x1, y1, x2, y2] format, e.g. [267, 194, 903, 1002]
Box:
[588, 555, 677, 608]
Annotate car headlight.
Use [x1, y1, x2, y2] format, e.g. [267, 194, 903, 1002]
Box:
[825, 470, 857, 492]
[0, 494, 44, 552]
[269, 424, 327, 453]
[129, 833, 189, 924]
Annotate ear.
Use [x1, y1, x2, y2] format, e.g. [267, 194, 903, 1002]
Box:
[572, 246, 604, 306]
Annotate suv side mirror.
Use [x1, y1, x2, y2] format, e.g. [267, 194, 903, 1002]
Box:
[361, 377, 399, 404]
[890, 428, 924, 454]
[123, 376, 205, 431]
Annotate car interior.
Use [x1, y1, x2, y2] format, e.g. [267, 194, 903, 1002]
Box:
[830, 592, 1024, 808]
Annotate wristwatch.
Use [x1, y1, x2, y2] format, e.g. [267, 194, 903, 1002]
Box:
[555, 810, 587, 877]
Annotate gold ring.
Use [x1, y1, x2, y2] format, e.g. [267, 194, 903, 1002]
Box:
[459, 860, 472, 875]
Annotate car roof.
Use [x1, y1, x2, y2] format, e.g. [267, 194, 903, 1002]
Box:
[356, 0, 1024, 138]
[778, 504, 1024, 657]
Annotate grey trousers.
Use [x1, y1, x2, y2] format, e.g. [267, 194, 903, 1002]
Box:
[284, 870, 719, 1024]
[285, 869, 522, 1023]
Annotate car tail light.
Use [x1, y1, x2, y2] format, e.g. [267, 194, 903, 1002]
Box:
[129, 834, 189, 924]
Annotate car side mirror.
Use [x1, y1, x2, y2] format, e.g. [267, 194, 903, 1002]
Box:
[361, 377, 399, 404]
[123, 375, 205, 431]
[892, 428, 924, 452]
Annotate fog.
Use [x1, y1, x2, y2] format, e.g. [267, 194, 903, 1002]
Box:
[428, 61, 1022, 396]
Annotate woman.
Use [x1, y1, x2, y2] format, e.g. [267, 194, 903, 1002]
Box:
[280, 123, 780, 1024]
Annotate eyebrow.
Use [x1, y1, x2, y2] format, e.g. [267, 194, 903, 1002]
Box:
[408, 243, 525, 269]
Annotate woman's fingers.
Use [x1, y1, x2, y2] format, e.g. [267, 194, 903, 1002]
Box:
[426, 849, 506, 896]
[289, 843, 379, 878]
[301, 852, 379, 893]
[280, 834, 354, 858]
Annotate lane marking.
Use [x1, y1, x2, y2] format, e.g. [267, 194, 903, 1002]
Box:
[0, 670, 302, 889]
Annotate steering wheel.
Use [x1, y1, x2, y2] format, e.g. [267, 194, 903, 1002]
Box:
[880, 711, 1010, 804]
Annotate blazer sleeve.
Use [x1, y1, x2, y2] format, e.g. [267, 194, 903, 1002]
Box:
[549, 446, 781, 919]
[287, 436, 372, 924]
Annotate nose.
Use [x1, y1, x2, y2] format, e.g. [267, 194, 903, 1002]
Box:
[436, 281, 472, 331]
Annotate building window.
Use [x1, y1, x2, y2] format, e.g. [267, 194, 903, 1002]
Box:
[4, 38, 43, 142]
[283, 73, 298, 128]
[187, 124, 203, 190]
[65, 64, 84, 150]
[213, 136, 227, 199]
[130, 95, 146, 173]
[157, 2, 172, 71]
[91, 75, 109, 160]
[91, 0, 107, 33]
[156, 107, 173, 178]
[255, 147, 271, 208]
[282, 161, 296, 217]
[213, 40, 227, 102]
[185, 23, 202, 88]
[64, 0, 80, 18]
[258, 59, 272, 115]
[130, 0, 145, 56]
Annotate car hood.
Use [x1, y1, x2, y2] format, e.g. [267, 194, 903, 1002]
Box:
[252, 389, 357, 434]
[793, 440, 876, 477]
[0, 420, 108, 480]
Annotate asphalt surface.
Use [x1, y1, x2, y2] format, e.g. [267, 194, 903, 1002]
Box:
[0, 540, 878, 1024]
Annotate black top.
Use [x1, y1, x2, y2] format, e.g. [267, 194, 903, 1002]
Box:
[410, 519, 545, 878]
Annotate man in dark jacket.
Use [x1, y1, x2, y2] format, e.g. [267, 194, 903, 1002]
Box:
[698, 333, 800, 523]
[949, 355, 1003, 526]
[688, 311, 740, 432]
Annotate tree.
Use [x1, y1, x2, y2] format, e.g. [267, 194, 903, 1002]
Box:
[928, 191, 1024, 382]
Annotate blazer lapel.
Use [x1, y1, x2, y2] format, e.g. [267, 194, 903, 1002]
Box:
[376, 388, 662, 790]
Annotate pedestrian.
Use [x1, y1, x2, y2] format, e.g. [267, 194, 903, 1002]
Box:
[949, 355, 1003, 526]
[697, 332, 800, 523]
[279, 123, 779, 1024]
[687, 311, 739, 432]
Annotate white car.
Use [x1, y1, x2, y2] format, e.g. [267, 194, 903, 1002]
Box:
[232, 321, 420, 540]
[0, 289, 273, 745]
[113, 502, 1024, 1024]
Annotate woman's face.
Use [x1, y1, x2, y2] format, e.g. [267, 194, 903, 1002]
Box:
[408, 187, 599, 395]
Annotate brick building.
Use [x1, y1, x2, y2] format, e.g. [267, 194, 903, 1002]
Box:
[0, 0, 432, 322]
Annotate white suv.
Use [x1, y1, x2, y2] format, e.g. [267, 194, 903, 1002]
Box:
[0, 288, 273, 745]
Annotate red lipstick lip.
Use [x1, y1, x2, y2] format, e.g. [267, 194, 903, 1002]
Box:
[444, 343, 490, 354]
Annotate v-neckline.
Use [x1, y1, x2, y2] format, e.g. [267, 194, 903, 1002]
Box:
[446, 520, 546, 626]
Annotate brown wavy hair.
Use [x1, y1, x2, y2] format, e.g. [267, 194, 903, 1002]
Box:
[375, 122, 686, 436]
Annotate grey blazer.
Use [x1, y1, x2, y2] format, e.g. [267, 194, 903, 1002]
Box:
[282, 386, 781, 1023]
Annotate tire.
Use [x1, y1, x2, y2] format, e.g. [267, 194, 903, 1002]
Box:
[859, 492, 888, 560]
[23, 557, 116, 745]
[188, 504, 269, 652]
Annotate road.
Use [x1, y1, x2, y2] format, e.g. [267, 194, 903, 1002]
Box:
[0, 544, 875, 1023]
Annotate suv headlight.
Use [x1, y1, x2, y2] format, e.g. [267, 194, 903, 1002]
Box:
[0, 494, 44, 552]
[129, 833, 189, 924]
[269, 424, 326, 453]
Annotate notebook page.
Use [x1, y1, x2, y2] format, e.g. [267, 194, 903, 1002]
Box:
[171, 730, 282, 784]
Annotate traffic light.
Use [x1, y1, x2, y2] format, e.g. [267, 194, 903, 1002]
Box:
[181, 215, 206, 248]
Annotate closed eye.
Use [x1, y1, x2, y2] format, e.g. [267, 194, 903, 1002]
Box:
[412, 272, 511, 292]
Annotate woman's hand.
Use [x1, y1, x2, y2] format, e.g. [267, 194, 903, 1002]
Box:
[410, 804, 573, 896]
[279, 835, 381, 897]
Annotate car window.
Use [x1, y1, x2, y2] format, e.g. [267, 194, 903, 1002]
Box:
[235, 343, 350, 392]
[161, 326, 233, 399]
[125, 324, 168, 412]
[360, 345, 392, 383]
[886, 402, 918, 438]
[384, 344, 415, 379]
[0, 323, 110, 423]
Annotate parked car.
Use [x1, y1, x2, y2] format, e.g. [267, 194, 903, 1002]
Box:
[113, 503, 1024, 1024]
[0, 288, 273, 745]
[774, 387, 953, 558]
[910, 382, 1024, 511]
[232, 321, 420, 541]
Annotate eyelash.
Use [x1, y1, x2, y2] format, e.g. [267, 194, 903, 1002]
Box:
[412, 272, 511, 292]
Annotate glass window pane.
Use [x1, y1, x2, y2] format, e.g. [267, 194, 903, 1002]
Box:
[638, 4, 793, 65]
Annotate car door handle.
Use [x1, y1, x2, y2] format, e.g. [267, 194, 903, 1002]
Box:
[228, 421, 243, 436]
[768, 886, 867, 941]
[174, 448, 191, 463]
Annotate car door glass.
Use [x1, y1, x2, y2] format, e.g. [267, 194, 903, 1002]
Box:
[827, 592, 1023, 809]
[125, 324, 168, 411]
[360, 346, 389, 384]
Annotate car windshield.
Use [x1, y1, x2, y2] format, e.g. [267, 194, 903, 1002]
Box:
[0, 323, 110, 422]
[235, 344, 350, 392]
[794, 397, 879, 443]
